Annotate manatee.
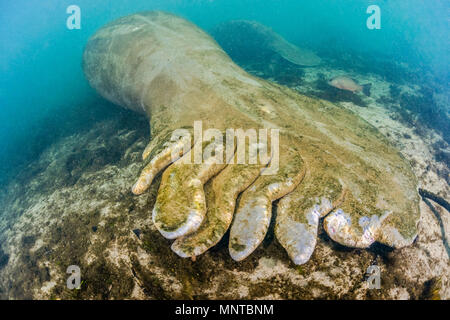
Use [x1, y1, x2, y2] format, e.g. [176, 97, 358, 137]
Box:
[211, 20, 322, 67]
[83, 11, 420, 265]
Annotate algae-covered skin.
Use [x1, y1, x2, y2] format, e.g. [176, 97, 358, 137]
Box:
[83, 11, 420, 265]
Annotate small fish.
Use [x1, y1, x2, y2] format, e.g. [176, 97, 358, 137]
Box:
[328, 76, 371, 96]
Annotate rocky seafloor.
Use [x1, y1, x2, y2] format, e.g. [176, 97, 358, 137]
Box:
[0, 57, 448, 300]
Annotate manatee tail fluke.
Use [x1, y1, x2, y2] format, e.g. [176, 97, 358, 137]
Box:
[362, 83, 372, 97]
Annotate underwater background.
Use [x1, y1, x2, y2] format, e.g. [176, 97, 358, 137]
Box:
[0, 0, 449, 186]
[0, 0, 449, 300]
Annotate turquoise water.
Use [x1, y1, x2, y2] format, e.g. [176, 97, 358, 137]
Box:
[0, 0, 448, 184]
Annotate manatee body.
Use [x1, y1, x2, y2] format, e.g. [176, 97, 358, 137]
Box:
[211, 20, 321, 67]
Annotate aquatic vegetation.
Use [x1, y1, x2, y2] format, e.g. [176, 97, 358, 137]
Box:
[0, 249, 8, 270]
[383, 84, 450, 170]
[420, 277, 443, 300]
[398, 87, 450, 144]
[314, 42, 420, 85]
[0, 98, 139, 188]
[83, 11, 420, 265]
[212, 20, 321, 67]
